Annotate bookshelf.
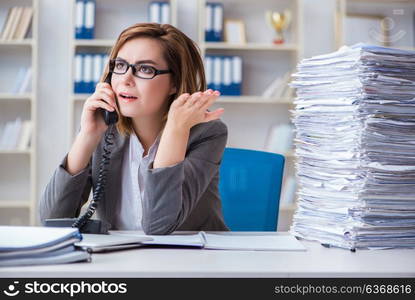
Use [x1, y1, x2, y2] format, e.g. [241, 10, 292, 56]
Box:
[68, 0, 302, 230]
[0, 0, 38, 226]
[69, 0, 178, 141]
[335, 0, 415, 51]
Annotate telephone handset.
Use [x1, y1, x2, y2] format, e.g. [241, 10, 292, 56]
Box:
[100, 73, 119, 125]
[44, 73, 119, 234]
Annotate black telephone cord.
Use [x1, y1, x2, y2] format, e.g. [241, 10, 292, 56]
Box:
[71, 124, 115, 230]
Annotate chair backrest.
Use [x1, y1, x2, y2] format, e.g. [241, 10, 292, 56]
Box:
[219, 148, 285, 231]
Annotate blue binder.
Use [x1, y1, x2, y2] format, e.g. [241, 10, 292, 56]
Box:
[206, 3, 223, 42]
[205, 55, 213, 89]
[75, 0, 84, 39]
[222, 56, 232, 95]
[74, 53, 84, 93]
[212, 55, 222, 92]
[231, 56, 242, 96]
[82, 53, 94, 93]
[205, 3, 214, 41]
[212, 3, 223, 42]
[92, 54, 103, 91]
[149, 1, 161, 23]
[83, 0, 95, 39]
[148, 1, 170, 24]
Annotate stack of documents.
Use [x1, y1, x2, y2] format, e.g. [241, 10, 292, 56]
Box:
[290, 44, 415, 250]
[0, 226, 91, 267]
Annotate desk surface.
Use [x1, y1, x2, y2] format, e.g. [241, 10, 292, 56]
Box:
[1, 231, 414, 278]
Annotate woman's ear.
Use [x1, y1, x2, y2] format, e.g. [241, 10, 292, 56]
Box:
[169, 85, 177, 96]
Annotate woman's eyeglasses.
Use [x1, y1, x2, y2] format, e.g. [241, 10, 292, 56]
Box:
[109, 59, 172, 79]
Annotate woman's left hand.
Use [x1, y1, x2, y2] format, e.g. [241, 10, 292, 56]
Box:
[166, 89, 225, 131]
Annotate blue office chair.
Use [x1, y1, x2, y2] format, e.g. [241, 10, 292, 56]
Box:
[219, 148, 285, 231]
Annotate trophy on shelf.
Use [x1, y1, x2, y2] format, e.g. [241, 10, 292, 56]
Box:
[265, 10, 292, 44]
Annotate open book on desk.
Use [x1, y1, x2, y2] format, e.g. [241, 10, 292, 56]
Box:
[76, 232, 306, 252]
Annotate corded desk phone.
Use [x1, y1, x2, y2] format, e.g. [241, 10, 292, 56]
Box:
[44, 73, 118, 234]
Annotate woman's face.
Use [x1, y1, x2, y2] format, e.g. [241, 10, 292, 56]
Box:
[111, 37, 176, 120]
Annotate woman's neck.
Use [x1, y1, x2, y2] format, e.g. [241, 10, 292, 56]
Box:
[131, 117, 165, 156]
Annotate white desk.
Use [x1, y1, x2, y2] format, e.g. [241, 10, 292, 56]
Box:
[1, 232, 414, 278]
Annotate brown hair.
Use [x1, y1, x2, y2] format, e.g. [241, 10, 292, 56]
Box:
[99, 23, 207, 136]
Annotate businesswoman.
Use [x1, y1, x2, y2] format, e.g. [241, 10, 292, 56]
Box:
[40, 23, 229, 235]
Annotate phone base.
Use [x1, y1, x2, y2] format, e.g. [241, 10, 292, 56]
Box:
[44, 218, 109, 234]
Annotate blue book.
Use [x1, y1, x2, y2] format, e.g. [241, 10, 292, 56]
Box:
[160, 2, 170, 24]
[231, 56, 242, 96]
[83, 0, 95, 39]
[222, 56, 232, 95]
[74, 53, 84, 93]
[212, 55, 222, 92]
[149, 1, 161, 23]
[92, 54, 103, 90]
[83, 53, 94, 93]
[205, 55, 213, 90]
[212, 3, 223, 42]
[205, 3, 214, 42]
[75, 0, 84, 39]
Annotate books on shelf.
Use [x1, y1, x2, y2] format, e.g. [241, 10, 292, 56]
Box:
[264, 123, 294, 154]
[205, 2, 223, 42]
[74, 52, 109, 94]
[290, 44, 415, 250]
[0, 6, 33, 41]
[75, 0, 95, 39]
[12, 67, 32, 94]
[0, 118, 32, 151]
[262, 71, 294, 100]
[0, 226, 90, 267]
[205, 55, 242, 96]
[149, 1, 171, 24]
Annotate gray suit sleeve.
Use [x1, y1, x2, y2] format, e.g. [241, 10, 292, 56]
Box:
[141, 120, 228, 235]
[39, 155, 92, 223]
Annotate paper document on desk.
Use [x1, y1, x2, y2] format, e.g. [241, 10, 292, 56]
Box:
[75, 234, 153, 252]
[200, 232, 306, 251]
[113, 232, 306, 251]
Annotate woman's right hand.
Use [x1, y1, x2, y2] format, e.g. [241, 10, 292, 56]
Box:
[79, 82, 118, 137]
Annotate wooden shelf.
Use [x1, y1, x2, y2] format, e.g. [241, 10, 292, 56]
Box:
[0, 93, 32, 101]
[202, 42, 299, 51]
[0, 201, 31, 208]
[72, 94, 89, 102]
[0, 149, 32, 155]
[73, 39, 115, 48]
[0, 39, 34, 47]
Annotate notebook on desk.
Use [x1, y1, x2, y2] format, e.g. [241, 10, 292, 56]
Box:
[76, 232, 306, 252]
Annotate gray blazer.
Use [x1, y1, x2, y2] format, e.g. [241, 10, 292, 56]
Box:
[39, 119, 230, 235]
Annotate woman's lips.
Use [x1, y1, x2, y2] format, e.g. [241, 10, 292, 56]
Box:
[119, 94, 138, 103]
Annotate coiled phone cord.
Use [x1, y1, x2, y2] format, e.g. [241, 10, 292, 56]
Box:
[72, 124, 115, 230]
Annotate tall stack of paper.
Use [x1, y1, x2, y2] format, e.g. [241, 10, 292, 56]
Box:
[0, 226, 91, 267]
[290, 44, 415, 250]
